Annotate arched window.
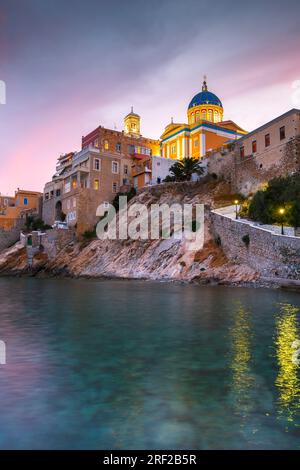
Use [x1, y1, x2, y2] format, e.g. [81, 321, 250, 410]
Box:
[214, 111, 219, 123]
[191, 113, 195, 124]
[201, 109, 206, 120]
[208, 110, 213, 121]
[104, 139, 109, 150]
[195, 111, 200, 123]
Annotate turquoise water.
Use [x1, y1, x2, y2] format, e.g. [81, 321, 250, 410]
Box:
[1, 278, 300, 449]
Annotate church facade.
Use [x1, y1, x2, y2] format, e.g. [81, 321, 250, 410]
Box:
[160, 79, 247, 160]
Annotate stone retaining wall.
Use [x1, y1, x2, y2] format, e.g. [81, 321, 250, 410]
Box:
[0, 227, 21, 252]
[210, 211, 300, 279]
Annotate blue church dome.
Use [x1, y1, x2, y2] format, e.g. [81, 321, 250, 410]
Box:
[188, 80, 222, 109]
[188, 91, 222, 109]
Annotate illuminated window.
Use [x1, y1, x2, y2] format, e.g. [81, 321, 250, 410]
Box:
[191, 113, 195, 124]
[131, 123, 136, 129]
[112, 161, 119, 174]
[214, 111, 219, 123]
[94, 158, 100, 171]
[104, 139, 109, 150]
[195, 111, 200, 122]
[94, 179, 99, 190]
[93, 138, 99, 148]
[208, 110, 213, 121]
[201, 110, 206, 120]
[72, 179, 77, 189]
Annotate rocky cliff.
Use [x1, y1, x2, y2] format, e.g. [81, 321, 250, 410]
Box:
[0, 180, 259, 285]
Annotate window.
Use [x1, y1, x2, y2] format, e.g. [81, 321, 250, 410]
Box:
[94, 179, 99, 190]
[104, 139, 109, 150]
[252, 140, 257, 153]
[112, 182, 118, 193]
[214, 111, 219, 123]
[131, 123, 136, 129]
[56, 189, 61, 197]
[116, 143, 121, 152]
[72, 180, 77, 189]
[265, 133, 270, 147]
[64, 182, 71, 193]
[94, 158, 100, 171]
[45, 193, 49, 201]
[208, 110, 213, 121]
[124, 164, 128, 175]
[280, 126, 286, 140]
[112, 161, 119, 174]
[23, 197, 28, 205]
[240, 146, 245, 158]
[195, 111, 200, 122]
[201, 110, 206, 120]
[191, 113, 195, 124]
[93, 138, 99, 148]
[73, 198, 76, 208]
[171, 144, 176, 154]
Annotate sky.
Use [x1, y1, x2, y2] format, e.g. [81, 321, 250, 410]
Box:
[0, 0, 300, 195]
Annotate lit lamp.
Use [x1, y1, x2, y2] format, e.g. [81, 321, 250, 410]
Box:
[279, 208, 285, 235]
[234, 199, 239, 219]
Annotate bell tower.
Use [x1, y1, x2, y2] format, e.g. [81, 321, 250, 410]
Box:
[124, 107, 141, 138]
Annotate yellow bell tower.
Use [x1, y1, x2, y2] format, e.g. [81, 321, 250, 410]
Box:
[124, 107, 141, 138]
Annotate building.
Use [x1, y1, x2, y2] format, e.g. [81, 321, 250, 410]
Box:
[42, 109, 160, 234]
[132, 155, 176, 188]
[0, 189, 42, 230]
[206, 108, 300, 195]
[161, 78, 247, 160]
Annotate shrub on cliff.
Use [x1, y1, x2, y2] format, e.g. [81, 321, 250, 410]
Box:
[112, 187, 136, 212]
[247, 173, 300, 228]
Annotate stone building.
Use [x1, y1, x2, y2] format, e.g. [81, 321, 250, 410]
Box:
[42, 109, 160, 234]
[160, 78, 247, 160]
[205, 108, 300, 195]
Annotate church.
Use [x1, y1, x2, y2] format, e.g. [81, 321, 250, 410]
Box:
[160, 78, 247, 160]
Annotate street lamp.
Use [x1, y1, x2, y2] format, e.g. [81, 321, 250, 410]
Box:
[234, 199, 239, 219]
[279, 208, 285, 235]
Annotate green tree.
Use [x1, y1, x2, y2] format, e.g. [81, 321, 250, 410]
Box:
[168, 157, 204, 182]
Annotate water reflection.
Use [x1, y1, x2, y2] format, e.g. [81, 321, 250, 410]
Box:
[229, 303, 254, 419]
[275, 303, 300, 423]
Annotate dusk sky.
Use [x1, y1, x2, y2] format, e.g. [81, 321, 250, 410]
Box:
[0, 0, 300, 195]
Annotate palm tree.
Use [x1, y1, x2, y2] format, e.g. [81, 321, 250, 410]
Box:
[169, 157, 204, 182]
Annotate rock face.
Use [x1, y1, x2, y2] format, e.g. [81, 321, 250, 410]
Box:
[0, 180, 259, 285]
